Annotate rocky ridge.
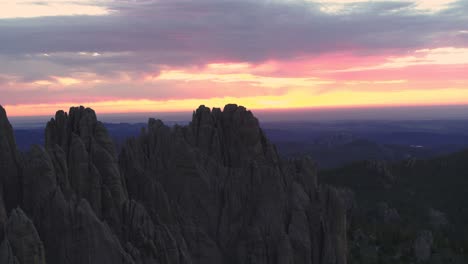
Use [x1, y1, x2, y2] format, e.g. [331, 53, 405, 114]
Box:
[0, 104, 347, 264]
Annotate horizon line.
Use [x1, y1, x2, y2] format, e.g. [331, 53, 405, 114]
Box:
[4, 102, 468, 118]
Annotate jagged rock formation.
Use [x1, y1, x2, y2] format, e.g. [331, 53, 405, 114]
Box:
[0, 106, 21, 214]
[0, 104, 347, 264]
[4, 208, 46, 264]
[120, 104, 347, 264]
[45, 107, 127, 221]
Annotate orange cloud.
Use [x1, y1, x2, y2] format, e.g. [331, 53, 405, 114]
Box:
[2, 46, 468, 116]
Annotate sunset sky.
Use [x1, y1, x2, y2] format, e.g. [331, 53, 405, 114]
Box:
[1, 0, 468, 116]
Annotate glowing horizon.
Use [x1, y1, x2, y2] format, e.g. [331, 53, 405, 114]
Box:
[5, 91, 468, 117]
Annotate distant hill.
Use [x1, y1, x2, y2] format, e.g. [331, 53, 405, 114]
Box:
[263, 120, 468, 169]
[14, 120, 468, 169]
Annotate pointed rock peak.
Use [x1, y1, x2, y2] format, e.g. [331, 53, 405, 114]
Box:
[223, 104, 258, 126]
[0, 105, 21, 213]
[7, 208, 31, 226]
[223, 103, 243, 113]
[192, 104, 258, 126]
[54, 109, 67, 120]
[69, 106, 97, 123]
[0, 105, 7, 119]
[45, 110, 68, 149]
[192, 105, 214, 125]
[194, 104, 211, 114]
[46, 106, 104, 149]
[191, 103, 261, 129]
[148, 118, 166, 130]
[47, 106, 98, 131]
[193, 104, 251, 115]
[189, 104, 277, 166]
[67, 106, 98, 135]
[0, 105, 13, 132]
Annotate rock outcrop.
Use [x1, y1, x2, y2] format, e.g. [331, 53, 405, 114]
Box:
[0, 104, 347, 264]
[0, 106, 21, 215]
[120, 104, 347, 264]
[4, 208, 46, 264]
[45, 106, 127, 222]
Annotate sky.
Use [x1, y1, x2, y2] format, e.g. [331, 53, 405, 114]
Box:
[0, 0, 468, 116]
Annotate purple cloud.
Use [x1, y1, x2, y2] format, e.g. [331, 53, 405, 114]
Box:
[0, 0, 467, 106]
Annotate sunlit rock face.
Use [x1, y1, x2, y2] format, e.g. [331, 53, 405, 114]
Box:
[0, 104, 347, 264]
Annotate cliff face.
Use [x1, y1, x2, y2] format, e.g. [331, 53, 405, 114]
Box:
[44, 107, 127, 224]
[0, 104, 347, 264]
[120, 104, 347, 264]
[0, 106, 21, 214]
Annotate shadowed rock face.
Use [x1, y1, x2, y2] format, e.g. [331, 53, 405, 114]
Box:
[0, 104, 347, 264]
[5, 208, 46, 264]
[120, 104, 347, 264]
[45, 106, 127, 219]
[0, 106, 21, 215]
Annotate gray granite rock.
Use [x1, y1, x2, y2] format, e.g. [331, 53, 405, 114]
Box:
[0, 106, 21, 213]
[0, 238, 20, 264]
[0, 104, 348, 264]
[120, 104, 348, 264]
[5, 208, 46, 264]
